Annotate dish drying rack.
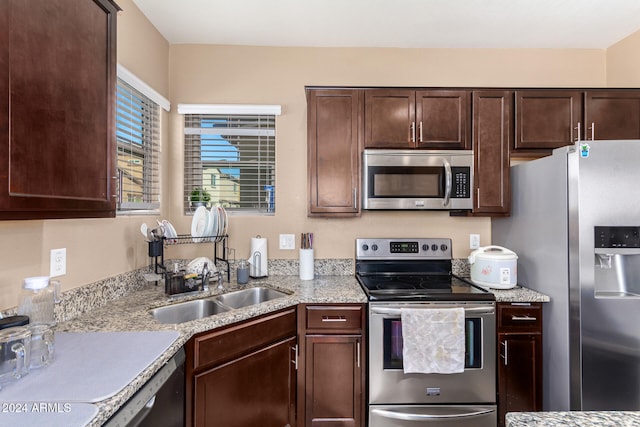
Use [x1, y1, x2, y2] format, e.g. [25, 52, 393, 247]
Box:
[147, 234, 231, 284]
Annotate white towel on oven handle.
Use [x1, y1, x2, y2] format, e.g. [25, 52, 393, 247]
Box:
[401, 307, 465, 374]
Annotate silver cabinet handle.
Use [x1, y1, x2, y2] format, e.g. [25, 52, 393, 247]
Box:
[476, 187, 480, 209]
[321, 316, 347, 322]
[443, 158, 452, 207]
[574, 121, 582, 141]
[356, 340, 361, 368]
[353, 188, 357, 210]
[372, 407, 495, 421]
[501, 341, 508, 366]
[419, 121, 423, 142]
[588, 122, 595, 140]
[410, 122, 416, 143]
[511, 315, 537, 321]
[291, 344, 298, 370]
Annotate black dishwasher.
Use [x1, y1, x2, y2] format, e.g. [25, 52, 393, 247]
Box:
[104, 348, 185, 427]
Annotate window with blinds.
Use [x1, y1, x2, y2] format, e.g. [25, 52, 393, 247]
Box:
[116, 78, 160, 212]
[184, 113, 276, 214]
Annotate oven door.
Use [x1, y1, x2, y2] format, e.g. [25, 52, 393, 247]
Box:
[369, 302, 496, 405]
[362, 149, 473, 210]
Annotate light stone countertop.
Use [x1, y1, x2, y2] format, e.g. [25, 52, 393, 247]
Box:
[55, 274, 367, 426]
[506, 411, 640, 427]
[13, 265, 548, 426]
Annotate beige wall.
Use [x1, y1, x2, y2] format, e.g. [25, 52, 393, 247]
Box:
[165, 45, 606, 263]
[3, 3, 637, 311]
[0, 0, 169, 310]
[607, 29, 640, 86]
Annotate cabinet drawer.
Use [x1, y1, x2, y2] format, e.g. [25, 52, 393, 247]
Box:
[498, 303, 542, 331]
[192, 307, 296, 370]
[306, 305, 363, 332]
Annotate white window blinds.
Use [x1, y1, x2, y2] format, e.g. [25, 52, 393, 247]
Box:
[116, 78, 160, 211]
[183, 112, 276, 214]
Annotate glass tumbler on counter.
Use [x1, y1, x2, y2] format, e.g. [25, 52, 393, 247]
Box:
[0, 326, 31, 386]
[29, 324, 55, 369]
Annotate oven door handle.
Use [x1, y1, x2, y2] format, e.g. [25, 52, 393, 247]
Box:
[371, 407, 495, 421]
[370, 306, 494, 315]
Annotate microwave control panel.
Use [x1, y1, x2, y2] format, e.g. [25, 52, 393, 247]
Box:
[452, 167, 471, 199]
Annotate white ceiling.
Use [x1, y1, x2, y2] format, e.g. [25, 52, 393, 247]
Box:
[131, 0, 640, 49]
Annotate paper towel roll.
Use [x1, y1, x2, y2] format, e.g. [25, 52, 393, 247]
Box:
[249, 236, 268, 278]
[299, 249, 314, 280]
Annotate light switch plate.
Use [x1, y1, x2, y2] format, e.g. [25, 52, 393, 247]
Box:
[50, 248, 67, 277]
[279, 234, 295, 250]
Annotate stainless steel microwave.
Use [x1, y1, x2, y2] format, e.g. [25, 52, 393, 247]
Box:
[362, 149, 474, 210]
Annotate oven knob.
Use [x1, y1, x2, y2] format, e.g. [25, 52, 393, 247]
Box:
[422, 244, 429, 251]
[431, 244, 438, 251]
[371, 244, 378, 251]
[362, 244, 369, 251]
[440, 244, 448, 251]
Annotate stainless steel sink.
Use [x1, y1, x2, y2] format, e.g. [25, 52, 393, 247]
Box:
[213, 287, 288, 309]
[149, 298, 229, 324]
[149, 287, 289, 324]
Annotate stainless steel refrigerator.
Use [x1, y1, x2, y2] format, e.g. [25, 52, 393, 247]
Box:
[492, 140, 640, 411]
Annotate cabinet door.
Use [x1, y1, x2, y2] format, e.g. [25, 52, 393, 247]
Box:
[497, 333, 542, 427]
[585, 90, 640, 140]
[416, 90, 471, 149]
[307, 89, 362, 216]
[364, 89, 415, 148]
[472, 91, 513, 215]
[515, 91, 583, 151]
[0, 0, 118, 219]
[194, 337, 297, 427]
[305, 335, 363, 427]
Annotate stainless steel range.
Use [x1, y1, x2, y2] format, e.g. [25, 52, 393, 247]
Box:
[356, 238, 497, 427]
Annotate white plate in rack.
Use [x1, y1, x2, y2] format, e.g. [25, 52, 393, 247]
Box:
[209, 207, 218, 242]
[191, 206, 209, 242]
[162, 219, 178, 244]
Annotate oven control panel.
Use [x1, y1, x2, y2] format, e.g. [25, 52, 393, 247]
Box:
[356, 238, 451, 260]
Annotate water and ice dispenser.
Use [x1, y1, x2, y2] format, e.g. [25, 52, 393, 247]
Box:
[594, 226, 640, 297]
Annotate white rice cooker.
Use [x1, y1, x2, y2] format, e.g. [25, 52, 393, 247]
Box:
[468, 245, 518, 289]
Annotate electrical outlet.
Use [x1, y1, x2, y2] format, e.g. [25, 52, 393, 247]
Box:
[279, 234, 295, 250]
[50, 248, 66, 277]
[470, 234, 480, 250]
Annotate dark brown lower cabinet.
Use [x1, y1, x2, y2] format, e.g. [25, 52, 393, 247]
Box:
[497, 303, 543, 427]
[298, 304, 365, 427]
[194, 337, 296, 427]
[186, 308, 297, 427]
[304, 336, 362, 426]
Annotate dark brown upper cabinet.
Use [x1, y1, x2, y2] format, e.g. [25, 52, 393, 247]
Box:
[364, 89, 471, 149]
[0, 0, 119, 220]
[513, 89, 640, 156]
[472, 90, 513, 216]
[307, 89, 362, 217]
[584, 90, 640, 141]
[514, 90, 583, 152]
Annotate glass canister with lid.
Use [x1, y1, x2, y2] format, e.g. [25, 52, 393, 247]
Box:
[17, 276, 60, 326]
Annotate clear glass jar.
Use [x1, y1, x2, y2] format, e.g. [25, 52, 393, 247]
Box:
[17, 277, 59, 326]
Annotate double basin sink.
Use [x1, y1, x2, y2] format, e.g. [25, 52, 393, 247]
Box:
[149, 287, 289, 324]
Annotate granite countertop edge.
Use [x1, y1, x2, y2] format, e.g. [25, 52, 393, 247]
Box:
[51, 275, 547, 426]
[506, 411, 640, 426]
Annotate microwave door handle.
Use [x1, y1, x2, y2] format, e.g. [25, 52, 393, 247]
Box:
[443, 158, 452, 206]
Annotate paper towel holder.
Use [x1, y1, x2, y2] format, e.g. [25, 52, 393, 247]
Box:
[250, 235, 268, 278]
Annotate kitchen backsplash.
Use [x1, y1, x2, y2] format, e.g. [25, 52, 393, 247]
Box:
[1, 258, 471, 323]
